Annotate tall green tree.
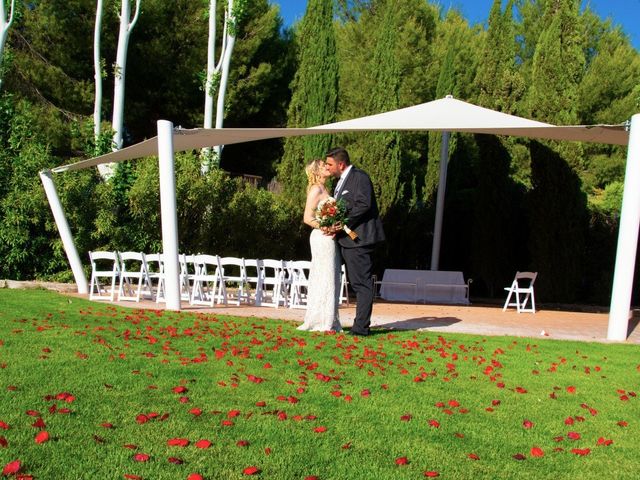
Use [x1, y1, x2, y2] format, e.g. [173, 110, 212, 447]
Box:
[349, 0, 401, 217]
[277, 0, 338, 207]
[471, 0, 525, 295]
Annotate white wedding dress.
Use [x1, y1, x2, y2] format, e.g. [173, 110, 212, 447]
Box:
[297, 229, 342, 331]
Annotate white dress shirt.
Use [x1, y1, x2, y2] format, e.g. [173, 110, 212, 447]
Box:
[334, 165, 353, 196]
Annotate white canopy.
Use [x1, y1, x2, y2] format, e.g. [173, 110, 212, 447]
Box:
[52, 97, 628, 172]
[43, 96, 638, 342]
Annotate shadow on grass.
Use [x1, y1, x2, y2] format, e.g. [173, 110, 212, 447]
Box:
[372, 316, 462, 332]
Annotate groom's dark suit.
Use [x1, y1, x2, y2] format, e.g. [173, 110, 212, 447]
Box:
[335, 166, 385, 335]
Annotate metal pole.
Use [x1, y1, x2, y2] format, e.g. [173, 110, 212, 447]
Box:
[430, 130, 450, 271]
[608, 113, 640, 341]
[39, 170, 88, 294]
[157, 120, 181, 311]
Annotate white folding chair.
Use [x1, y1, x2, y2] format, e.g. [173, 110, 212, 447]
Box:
[145, 253, 165, 302]
[218, 256, 250, 305]
[190, 254, 225, 306]
[88, 251, 120, 301]
[244, 258, 262, 305]
[179, 254, 198, 301]
[117, 251, 153, 302]
[288, 260, 311, 309]
[503, 271, 537, 313]
[339, 264, 349, 306]
[259, 259, 288, 308]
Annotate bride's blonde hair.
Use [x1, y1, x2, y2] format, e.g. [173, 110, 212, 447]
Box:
[305, 159, 326, 192]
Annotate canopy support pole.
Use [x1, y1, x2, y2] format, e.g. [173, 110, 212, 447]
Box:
[158, 120, 181, 311]
[39, 169, 88, 293]
[608, 114, 640, 341]
[430, 130, 450, 271]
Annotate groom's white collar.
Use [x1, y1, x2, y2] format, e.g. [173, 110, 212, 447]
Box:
[336, 165, 353, 194]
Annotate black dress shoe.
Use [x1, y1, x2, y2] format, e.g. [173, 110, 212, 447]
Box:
[347, 330, 368, 336]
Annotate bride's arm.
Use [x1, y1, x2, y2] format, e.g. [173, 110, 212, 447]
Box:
[303, 186, 322, 229]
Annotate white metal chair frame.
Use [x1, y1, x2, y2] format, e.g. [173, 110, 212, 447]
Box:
[288, 260, 311, 309]
[503, 271, 537, 313]
[339, 264, 349, 306]
[145, 253, 165, 303]
[259, 259, 288, 308]
[117, 251, 153, 302]
[218, 256, 250, 306]
[244, 258, 263, 305]
[88, 251, 120, 301]
[190, 254, 225, 306]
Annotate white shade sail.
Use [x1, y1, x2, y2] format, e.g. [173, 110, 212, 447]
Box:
[52, 97, 629, 173]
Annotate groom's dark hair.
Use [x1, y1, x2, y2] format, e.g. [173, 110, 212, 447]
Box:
[326, 147, 350, 165]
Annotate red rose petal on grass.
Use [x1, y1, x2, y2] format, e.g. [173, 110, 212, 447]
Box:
[512, 453, 526, 461]
[571, 448, 591, 456]
[0, 421, 9, 430]
[400, 414, 412, 422]
[566, 386, 576, 393]
[523, 420, 534, 429]
[255, 401, 266, 407]
[34, 431, 49, 444]
[123, 475, 142, 480]
[195, 439, 211, 449]
[228, 410, 241, 418]
[617, 421, 628, 427]
[135, 414, 149, 425]
[168, 438, 190, 447]
[0, 436, 7, 448]
[530, 447, 544, 457]
[428, 419, 440, 428]
[133, 453, 150, 462]
[172, 386, 188, 394]
[243, 466, 260, 475]
[31, 418, 46, 429]
[264, 448, 271, 455]
[424, 471, 440, 477]
[189, 408, 202, 417]
[123, 444, 138, 450]
[304, 477, 319, 480]
[467, 453, 480, 460]
[168, 457, 183, 465]
[236, 440, 249, 447]
[597, 437, 613, 446]
[2, 460, 20, 475]
[567, 432, 581, 440]
[395, 457, 409, 465]
[187, 474, 204, 480]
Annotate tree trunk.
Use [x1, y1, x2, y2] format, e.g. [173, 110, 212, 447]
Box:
[0, 0, 16, 91]
[94, 0, 104, 144]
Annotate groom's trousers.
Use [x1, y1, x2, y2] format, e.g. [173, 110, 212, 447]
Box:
[340, 244, 375, 334]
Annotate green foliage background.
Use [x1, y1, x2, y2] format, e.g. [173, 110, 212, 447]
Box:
[1, 0, 639, 305]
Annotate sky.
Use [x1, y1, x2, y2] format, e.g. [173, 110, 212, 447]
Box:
[270, 0, 640, 51]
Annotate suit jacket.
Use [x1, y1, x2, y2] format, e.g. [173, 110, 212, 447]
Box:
[334, 166, 385, 248]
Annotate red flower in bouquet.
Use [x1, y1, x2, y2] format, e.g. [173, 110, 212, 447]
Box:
[315, 197, 358, 240]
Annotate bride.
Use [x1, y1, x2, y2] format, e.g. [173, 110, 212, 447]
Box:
[297, 159, 342, 332]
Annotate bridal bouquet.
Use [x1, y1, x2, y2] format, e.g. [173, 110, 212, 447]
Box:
[315, 197, 358, 240]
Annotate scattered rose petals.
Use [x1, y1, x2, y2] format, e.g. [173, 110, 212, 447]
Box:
[34, 431, 49, 444]
[2, 460, 20, 475]
[243, 466, 260, 475]
[395, 457, 409, 465]
[530, 447, 544, 457]
[424, 471, 440, 477]
[133, 453, 150, 462]
[195, 439, 211, 449]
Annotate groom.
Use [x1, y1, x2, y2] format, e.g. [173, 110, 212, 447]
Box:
[325, 147, 385, 336]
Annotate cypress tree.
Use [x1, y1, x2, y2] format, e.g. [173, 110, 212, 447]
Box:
[356, 0, 401, 217]
[276, 0, 338, 207]
[471, 0, 524, 295]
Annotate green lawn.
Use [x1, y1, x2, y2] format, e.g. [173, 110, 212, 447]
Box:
[0, 289, 638, 479]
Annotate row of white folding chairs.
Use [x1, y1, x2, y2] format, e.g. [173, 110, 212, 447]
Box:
[183, 256, 349, 309]
[88, 250, 157, 302]
[88, 251, 349, 308]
